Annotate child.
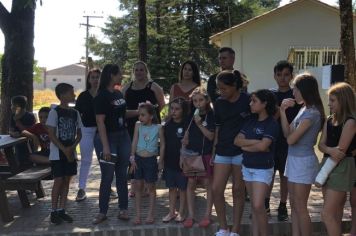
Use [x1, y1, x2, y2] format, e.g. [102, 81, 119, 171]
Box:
[46, 83, 82, 225]
[212, 70, 250, 236]
[317, 82, 356, 235]
[9, 95, 36, 164]
[130, 102, 165, 225]
[235, 89, 279, 236]
[266, 60, 300, 221]
[280, 73, 325, 236]
[161, 97, 189, 224]
[181, 87, 215, 228]
[22, 107, 51, 165]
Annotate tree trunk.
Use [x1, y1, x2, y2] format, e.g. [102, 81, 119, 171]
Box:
[138, 0, 147, 62]
[0, 1, 35, 133]
[339, 0, 356, 89]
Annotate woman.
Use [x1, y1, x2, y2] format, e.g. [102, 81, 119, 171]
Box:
[280, 73, 325, 236]
[92, 64, 134, 224]
[169, 60, 201, 102]
[75, 68, 100, 202]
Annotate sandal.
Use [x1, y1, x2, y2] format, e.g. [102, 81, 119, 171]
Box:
[145, 218, 155, 224]
[118, 210, 130, 221]
[133, 218, 141, 225]
[92, 213, 107, 225]
[162, 213, 177, 223]
[198, 217, 211, 228]
[183, 218, 194, 228]
[175, 213, 185, 222]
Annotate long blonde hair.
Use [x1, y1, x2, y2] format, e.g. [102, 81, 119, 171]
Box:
[328, 82, 356, 124]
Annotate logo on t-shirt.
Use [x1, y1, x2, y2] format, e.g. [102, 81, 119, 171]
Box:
[176, 127, 184, 138]
[112, 99, 126, 106]
[58, 117, 76, 141]
[255, 128, 264, 135]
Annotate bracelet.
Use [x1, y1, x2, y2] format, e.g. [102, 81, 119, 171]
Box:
[129, 155, 135, 163]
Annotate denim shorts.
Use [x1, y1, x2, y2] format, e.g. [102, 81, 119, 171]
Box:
[242, 165, 274, 185]
[214, 154, 243, 165]
[164, 168, 188, 190]
[134, 155, 158, 183]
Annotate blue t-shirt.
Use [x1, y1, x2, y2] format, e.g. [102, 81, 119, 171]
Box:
[136, 123, 160, 155]
[240, 116, 279, 169]
[288, 106, 321, 157]
[186, 110, 215, 155]
[214, 92, 250, 156]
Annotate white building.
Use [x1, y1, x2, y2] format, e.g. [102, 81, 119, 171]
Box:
[209, 0, 356, 92]
[34, 64, 86, 91]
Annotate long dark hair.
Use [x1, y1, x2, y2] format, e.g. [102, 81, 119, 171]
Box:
[169, 97, 190, 121]
[251, 89, 277, 116]
[293, 73, 325, 129]
[179, 60, 201, 86]
[86, 68, 101, 90]
[98, 64, 120, 91]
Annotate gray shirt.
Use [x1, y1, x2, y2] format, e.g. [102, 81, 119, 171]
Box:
[288, 106, 321, 157]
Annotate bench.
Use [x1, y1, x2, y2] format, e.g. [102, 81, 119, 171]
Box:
[0, 166, 51, 222]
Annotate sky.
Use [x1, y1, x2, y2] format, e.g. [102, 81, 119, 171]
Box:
[0, 0, 338, 70]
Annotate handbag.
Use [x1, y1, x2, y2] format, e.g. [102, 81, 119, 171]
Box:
[180, 115, 207, 177]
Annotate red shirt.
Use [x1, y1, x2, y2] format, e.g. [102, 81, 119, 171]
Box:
[26, 123, 50, 151]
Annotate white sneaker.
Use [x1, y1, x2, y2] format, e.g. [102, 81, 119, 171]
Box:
[230, 233, 240, 236]
[215, 230, 230, 236]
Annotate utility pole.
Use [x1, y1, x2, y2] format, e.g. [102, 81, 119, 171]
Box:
[80, 15, 103, 77]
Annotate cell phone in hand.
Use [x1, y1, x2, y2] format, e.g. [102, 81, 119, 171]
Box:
[99, 152, 118, 165]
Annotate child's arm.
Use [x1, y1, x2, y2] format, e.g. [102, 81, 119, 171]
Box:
[241, 137, 272, 152]
[71, 128, 82, 150]
[21, 130, 40, 151]
[234, 133, 260, 147]
[47, 126, 68, 157]
[130, 122, 140, 171]
[194, 115, 214, 141]
[158, 125, 165, 170]
[280, 98, 295, 138]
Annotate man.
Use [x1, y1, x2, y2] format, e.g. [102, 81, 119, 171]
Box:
[207, 47, 235, 103]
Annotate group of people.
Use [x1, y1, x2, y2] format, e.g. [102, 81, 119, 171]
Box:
[7, 46, 356, 236]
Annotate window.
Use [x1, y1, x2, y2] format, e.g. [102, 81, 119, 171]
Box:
[288, 47, 342, 71]
[77, 78, 81, 82]
[52, 78, 57, 82]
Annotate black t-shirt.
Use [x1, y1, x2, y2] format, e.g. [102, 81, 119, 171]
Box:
[186, 110, 215, 155]
[214, 92, 250, 156]
[94, 89, 127, 132]
[270, 88, 301, 153]
[207, 73, 219, 103]
[240, 116, 279, 169]
[75, 90, 96, 127]
[163, 119, 186, 171]
[325, 116, 356, 157]
[10, 112, 36, 132]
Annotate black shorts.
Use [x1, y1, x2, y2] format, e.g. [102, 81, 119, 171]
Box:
[274, 149, 288, 174]
[51, 159, 77, 178]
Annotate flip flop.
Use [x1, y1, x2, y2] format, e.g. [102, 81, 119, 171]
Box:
[133, 218, 141, 225]
[145, 218, 155, 224]
[198, 217, 211, 228]
[183, 218, 194, 228]
[162, 213, 177, 223]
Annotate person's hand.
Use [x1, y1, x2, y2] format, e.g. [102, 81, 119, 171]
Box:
[280, 98, 295, 112]
[102, 147, 111, 161]
[130, 155, 137, 172]
[193, 115, 202, 126]
[329, 147, 344, 163]
[63, 146, 74, 162]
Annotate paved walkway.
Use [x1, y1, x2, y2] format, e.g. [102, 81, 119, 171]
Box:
[0, 155, 352, 236]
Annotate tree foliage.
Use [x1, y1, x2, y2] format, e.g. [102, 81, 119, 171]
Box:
[88, 0, 280, 92]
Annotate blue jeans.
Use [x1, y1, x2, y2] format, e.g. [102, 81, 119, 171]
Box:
[94, 130, 131, 214]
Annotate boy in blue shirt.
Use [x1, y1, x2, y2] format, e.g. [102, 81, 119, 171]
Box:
[47, 83, 82, 224]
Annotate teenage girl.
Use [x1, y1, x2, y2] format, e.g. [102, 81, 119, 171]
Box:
[182, 87, 215, 228]
[161, 98, 190, 223]
[212, 70, 250, 236]
[280, 73, 325, 236]
[317, 82, 356, 236]
[130, 102, 165, 225]
[235, 89, 279, 236]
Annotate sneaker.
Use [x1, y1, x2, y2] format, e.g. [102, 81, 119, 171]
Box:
[215, 229, 230, 236]
[277, 204, 288, 221]
[230, 233, 240, 236]
[57, 209, 73, 223]
[50, 211, 63, 225]
[110, 188, 118, 199]
[75, 189, 87, 202]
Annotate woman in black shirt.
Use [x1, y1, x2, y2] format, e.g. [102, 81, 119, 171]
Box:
[92, 64, 132, 224]
[75, 68, 100, 202]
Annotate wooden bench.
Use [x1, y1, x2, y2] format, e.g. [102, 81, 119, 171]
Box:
[0, 166, 51, 222]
